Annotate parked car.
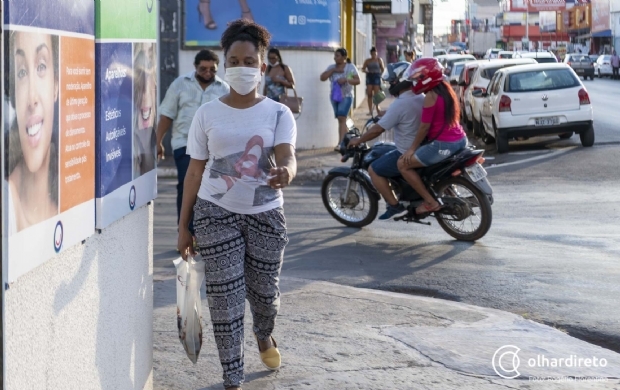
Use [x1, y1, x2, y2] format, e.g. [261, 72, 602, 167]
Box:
[478, 63, 594, 153]
[595, 55, 612, 77]
[563, 53, 595, 80]
[515, 51, 558, 63]
[454, 61, 485, 129]
[465, 58, 537, 137]
[435, 54, 476, 76]
[449, 60, 469, 88]
[498, 51, 516, 59]
[433, 49, 448, 57]
[484, 48, 502, 59]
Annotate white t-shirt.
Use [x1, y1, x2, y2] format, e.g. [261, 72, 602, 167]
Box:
[187, 98, 297, 214]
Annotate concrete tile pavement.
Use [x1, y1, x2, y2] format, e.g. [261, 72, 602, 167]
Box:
[153, 175, 620, 389]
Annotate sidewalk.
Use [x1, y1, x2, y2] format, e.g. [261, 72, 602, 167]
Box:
[154, 274, 620, 389]
[156, 97, 397, 183]
[153, 178, 620, 389]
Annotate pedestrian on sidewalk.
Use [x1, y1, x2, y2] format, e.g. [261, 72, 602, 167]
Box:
[361, 47, 385, 116]
[348, 62, 425, 220]
[611, 50, 620, 80]
[320, 48, 361, 151]
[263, 48, 296, 102]
[156, 49, 229, 247]
[177, 19, 297, 390]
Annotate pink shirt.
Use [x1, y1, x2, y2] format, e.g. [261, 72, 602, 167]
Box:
[421, 95, 466, 142]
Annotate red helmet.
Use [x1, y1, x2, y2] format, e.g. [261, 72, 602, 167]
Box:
[405, 58, 445, 94]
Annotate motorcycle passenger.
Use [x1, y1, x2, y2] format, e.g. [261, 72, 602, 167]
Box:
[398, 58, 468, 215]
[348, 62, 425, 220]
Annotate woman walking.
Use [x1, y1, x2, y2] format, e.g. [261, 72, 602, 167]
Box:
[263, 48, 295, 102]
[397, 58, 468, 215]
[320, 48, 360, 151]
[361, 47, 385, 116]
[177, 19, 297, 390]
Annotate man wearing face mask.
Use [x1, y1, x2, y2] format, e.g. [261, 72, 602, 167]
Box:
[157, 49, 230, 250]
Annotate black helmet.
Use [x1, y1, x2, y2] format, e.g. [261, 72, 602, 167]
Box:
[383, 62, 412, 96]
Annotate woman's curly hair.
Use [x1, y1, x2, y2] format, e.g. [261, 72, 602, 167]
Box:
[220, 19, 271, 57]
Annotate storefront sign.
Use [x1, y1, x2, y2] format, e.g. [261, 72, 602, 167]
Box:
[184, 0, 341, 48]
[362, 1, 392, 14]
[95, 0, 158, 229]
[2, 0, 96, 282]
[510, 0, 567, 12]
[540, 11, 558, 31]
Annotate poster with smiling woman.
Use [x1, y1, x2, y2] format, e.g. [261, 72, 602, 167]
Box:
[2, 0, 96, 282]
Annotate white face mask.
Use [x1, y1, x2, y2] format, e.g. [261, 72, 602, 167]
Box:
[270, 61, 280, 67]
[225, 66, 262, 95]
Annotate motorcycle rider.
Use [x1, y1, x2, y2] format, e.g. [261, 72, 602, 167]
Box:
[348, 62, 425, 220]
[398, 58, 468, 215]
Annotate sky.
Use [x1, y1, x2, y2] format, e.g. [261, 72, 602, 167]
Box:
[433, 0, 501, 35]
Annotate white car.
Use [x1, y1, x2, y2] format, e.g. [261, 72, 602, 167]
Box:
[498, 51, 516, 59]
[484, 48, 502, 59]
[465, 58, 537, 137]
[595, 55, 612, 77]
[478, 63, 594, 153]
[514, 51, 558, 63]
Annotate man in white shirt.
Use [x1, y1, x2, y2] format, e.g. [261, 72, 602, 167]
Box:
[156, 50, 229, 241]
[349, 64, 424, 220]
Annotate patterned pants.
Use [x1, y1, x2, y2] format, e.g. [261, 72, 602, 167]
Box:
[193, 198, 289, 388]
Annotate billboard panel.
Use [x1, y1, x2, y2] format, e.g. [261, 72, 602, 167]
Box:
[95, 0, 158, 229]
[592, 0, 611, 32]
[3, 0, 96, 282]
[183, 0, 341, 48]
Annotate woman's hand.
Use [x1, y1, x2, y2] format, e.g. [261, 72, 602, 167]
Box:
[400, 148, 417, 167]
[337, 77, 347, 85]
[268, 166, 292, 190]
[177, 227, 196, 261]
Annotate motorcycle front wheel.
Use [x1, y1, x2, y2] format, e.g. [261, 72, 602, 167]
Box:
[321, 172, 379, 228]
[434, 176, 492, 241]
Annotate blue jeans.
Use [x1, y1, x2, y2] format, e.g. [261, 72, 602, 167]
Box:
[173, 147, 194, 235]
[331, 96, 353, 118]
[414, 137, 468, 167]
[370, 150, 402, 177]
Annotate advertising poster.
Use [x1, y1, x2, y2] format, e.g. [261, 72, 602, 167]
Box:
[540, 11, 558, 31]
[95, 0, 158, 229]
[183, 0, 341, 48]
[592, 0, 611, 32]
[2, 0, 96, 282]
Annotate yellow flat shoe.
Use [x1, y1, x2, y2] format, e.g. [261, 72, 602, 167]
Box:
[255, 334, 281, 371]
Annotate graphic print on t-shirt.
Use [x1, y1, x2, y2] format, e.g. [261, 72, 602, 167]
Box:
[208, 135, 278, 207]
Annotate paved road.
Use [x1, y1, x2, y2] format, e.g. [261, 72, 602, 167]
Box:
[154, 82, 620, 356]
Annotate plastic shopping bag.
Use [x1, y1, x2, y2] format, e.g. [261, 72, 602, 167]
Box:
[331, 79, 343, 103]
[173, 254, 206, 364]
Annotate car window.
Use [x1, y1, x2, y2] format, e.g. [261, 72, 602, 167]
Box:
[466, 67, 476, 84]
[507, 69, 580, 92]
[535, 57, 557, 63]
[480, 64, 519, 79]
[492, 75, 503, 95]
[453, 63, 465, 76]
[486, 74, 498, 95]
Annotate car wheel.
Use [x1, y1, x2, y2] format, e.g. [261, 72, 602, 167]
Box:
[493, 120, 509, 153]
[580, 124, 595, 147]
[481, 121, 495, 145]
[598, 70, 601, 78]
[558, 132, 573, 139]
[590, 75, 595, 80]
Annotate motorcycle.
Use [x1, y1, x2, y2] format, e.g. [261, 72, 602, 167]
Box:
[321, 126, 494, 241]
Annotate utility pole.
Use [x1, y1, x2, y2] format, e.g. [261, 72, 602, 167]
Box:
[525, 0, 529, 50]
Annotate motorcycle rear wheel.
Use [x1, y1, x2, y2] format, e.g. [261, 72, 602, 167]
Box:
[434, 177, 492, 241]
[321, 173, 379, 228]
